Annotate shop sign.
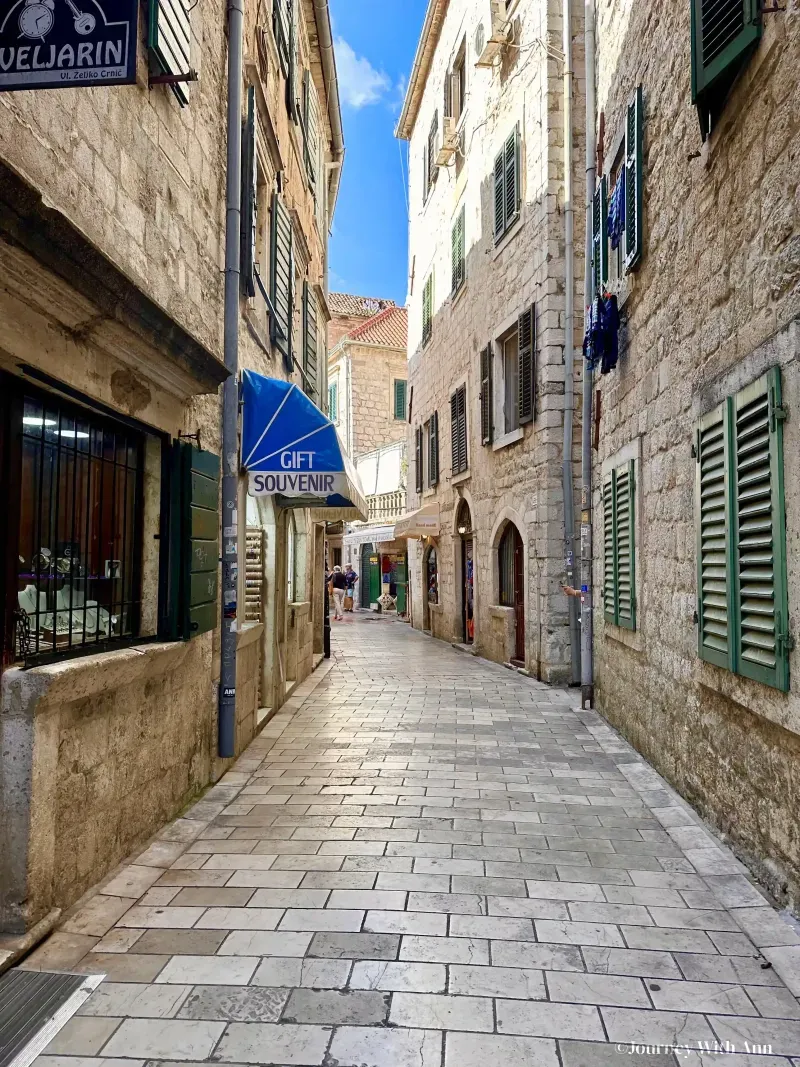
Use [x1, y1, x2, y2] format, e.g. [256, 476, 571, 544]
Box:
[0, 0, 137, 91]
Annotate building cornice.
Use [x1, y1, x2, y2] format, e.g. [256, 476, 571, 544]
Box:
[395, 0, 450, 142]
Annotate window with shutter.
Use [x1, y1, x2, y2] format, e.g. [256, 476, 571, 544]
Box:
[428, 411, 440, 486]
[603, 460, 636, 630]
[451, 207, 466, 296]
[592, 176, 609, 296]
[241, 86, 258, 300]
[493, 127, 520, 244]
[168, 444, 219, 640]
[148, 0, 192, 105]
[451, 386, 468, 475]
[694, 367, 790, 691]
[302, 281, 318, 401]
[695, 401, 731, 669]
[286, 0, 298, 120]
[393, 380, 407, 421]
[517, 305, 535, 425]
[480, 344, 493, 445]
[422, 274, 434, 347]
[303, 70, 319, 192]
[270, 192, 293, 369]
[624, 86, 644, 273]
[273, 0, 290, 77]
[691, 0, 761, 141]
[328, 380, 338, 421]
[426, 112, 438, 198]
[415, 426, 424, 494]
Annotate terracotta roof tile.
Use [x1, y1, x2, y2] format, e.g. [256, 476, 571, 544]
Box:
[346, 306, 408, 349]
[329, 292, 397, 318]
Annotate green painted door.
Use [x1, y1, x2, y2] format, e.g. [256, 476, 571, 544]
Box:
[368, 555, 381, 606]
[395, 557, 407, 615]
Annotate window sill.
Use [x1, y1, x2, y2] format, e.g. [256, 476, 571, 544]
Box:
[492, 427, 524, 451]
[492, 213, 523, 259]
[423, 486, 438, 498]
[451, 470, 470, 487]
[451, 281, 468, 309]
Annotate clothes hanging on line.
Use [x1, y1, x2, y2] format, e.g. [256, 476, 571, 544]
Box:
[608, 169, 626, 251]
[582, 293, 620, 375]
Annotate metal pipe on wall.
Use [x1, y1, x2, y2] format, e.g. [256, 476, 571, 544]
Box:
[218, 0, 244, 759]
[562, 0, 581, 686]
[580, 0, 596, 709]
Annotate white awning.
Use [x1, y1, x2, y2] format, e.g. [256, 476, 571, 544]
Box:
[344, 525, 397, 547]
[394, 502, 440, 539]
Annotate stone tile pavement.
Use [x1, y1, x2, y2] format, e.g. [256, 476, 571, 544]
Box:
[21, 615, 800, 1066]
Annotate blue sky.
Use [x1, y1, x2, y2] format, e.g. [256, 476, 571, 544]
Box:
[328, 0, 427, 306]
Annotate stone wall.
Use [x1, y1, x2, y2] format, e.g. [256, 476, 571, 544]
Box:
[0, 639, 215, 933]
[593, 0, 800, 908]
[347, 343, 409, 458]
[402, 0, 587, 683]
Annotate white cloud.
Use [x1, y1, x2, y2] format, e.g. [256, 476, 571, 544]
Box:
[393, 74, 408, 114]
[335, 37, 390, 109]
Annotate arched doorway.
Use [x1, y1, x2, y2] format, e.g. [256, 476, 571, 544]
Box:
[498, 523, 525, 664]
[456, 499, 474, 645]
[423, 545, 438, 631]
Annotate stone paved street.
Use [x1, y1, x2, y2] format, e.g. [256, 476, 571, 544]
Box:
[24, 616, 800, 1066]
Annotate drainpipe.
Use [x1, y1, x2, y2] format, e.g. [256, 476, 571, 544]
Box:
[580, 0, 596, 709]
[562, 0, 580, 686]
[218, 0, 244, 759]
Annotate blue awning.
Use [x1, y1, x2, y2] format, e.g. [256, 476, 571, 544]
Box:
[241, 370, 368, 521]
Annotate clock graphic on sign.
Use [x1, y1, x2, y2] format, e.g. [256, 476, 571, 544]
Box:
[18, 0, 55, 40]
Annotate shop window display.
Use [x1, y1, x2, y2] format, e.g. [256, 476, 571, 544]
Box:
[14, 393, 143, 664]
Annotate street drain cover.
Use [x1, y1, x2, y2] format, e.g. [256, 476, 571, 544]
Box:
[0, 969, 104, 1067]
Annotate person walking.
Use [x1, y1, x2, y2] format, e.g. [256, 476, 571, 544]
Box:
[330, 565, 347, 620]
[344, 565, 358, 612]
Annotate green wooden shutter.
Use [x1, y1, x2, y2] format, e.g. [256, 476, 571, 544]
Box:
[603, 472, 617, 624]
[328, 380, 338, 421]
[415, 426, 424, 493]
[732, 367, 790, 691]
[504, 127, 520, 231]
[452, 386, 467, 474]
[592, 176, 608, 296]
[480, 344, 493, 445]
[286, 0, 297, 118]
[616, 461, 636, 630]
[518, 305, 535, 425]
[273, 0, 290, 76]
[624, 85, 643, 273]
[451, 207, 465, 295]
[603, 462, 636, 629]
[270, 192, 293, 367]
[182, 445, 219, 639]
[493, 147, 505, 241]
[422, 274, 433, 346]
[304, 70, 319, 191]
[302, 280, 318, 400]
[695, 400, 732, 669]
[241, 85, 258, 299]
[148, 0, 191, 105]
[394, 380, 407, 420]
[429, 411, 440, 486]
[691, 0, 761, 140]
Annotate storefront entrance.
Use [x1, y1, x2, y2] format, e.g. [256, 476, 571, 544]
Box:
[456, 500, 474, 645]
[499, 522, 525, 665]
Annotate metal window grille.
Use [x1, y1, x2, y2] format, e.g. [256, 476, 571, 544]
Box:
[14, 392, 143, 666]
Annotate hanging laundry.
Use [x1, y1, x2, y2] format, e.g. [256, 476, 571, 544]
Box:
[599, 293, 619, 374]
[582, 293, 620, 375]
[608, 169, 626, 250]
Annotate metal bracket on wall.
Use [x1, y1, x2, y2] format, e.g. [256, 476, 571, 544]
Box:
[149, 70, 199, 87]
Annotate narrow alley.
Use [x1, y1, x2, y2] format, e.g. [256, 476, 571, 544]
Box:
[21, 616, 800, 1066]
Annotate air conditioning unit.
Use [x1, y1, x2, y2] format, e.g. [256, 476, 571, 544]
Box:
[436, 116, 459, 166]
[475, 0, 510, 68]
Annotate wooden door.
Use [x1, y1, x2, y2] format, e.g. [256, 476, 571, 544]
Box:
[513, 529, 525, 663]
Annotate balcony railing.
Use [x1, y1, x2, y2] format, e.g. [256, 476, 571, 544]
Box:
[368, 490, 406, 523]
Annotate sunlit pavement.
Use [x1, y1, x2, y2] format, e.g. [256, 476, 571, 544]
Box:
[25, 614, 800, 1066]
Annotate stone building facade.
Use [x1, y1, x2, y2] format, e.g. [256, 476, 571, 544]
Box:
[0, 0, 342, 935]
[397, 0, 585, 681]
[591, 0, 800, 908]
